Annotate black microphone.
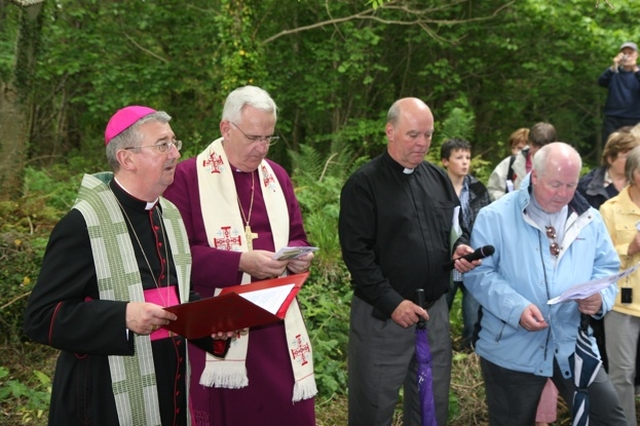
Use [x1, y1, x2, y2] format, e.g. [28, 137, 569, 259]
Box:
[443, 245, 495, 271]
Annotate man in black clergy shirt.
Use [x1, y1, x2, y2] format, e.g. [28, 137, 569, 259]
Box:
[338, 97, 478, 426]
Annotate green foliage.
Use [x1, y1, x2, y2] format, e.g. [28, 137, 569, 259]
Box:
[289, 143, 362, 397]
[299, 270, 351, 397]
[23, 166, 82, 211]
[0, 165, 77, 351]
[0, 4, 19, 82]
[289, 141, 366, 271]
[5, 0, 636, 174]
[0, 367, 50, 424]
[367, 0, 385, 10]
[429, 103, 476, 164]
[428, 104, 492, 182]
[0, 232, 48, 344]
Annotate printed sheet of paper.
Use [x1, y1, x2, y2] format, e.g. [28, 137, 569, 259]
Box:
[547, 262, 640, 304]
[273, 246, 319, 260]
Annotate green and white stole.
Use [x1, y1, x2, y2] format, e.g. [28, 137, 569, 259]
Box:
[74, 172, 192, 426]
[196, 138, 317, 402]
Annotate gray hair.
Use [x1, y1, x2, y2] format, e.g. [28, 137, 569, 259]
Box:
[221, 85, 278, 124]
[528, 122, 557, 148]
[532, 142, 582, 177]
[625, 145, 640, 184]
[387, 100, 403, 127]
[106, 111, 171, 171]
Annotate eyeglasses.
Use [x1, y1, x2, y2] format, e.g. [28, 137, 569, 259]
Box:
[545, 226, 560, 258]
[231, 122, 279, 147]
[124, 140, 182, 153]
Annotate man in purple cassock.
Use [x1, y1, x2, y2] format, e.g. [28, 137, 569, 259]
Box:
[164, 85, 317, 426]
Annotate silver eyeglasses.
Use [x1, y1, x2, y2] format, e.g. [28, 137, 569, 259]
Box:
[231, 122, 279, 147]
[124, 140, 182, 153]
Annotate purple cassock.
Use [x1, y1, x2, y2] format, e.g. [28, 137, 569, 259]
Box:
[164, 157, 315, 426]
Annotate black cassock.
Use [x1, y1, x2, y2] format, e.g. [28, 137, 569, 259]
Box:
[24, 179, 223, 426]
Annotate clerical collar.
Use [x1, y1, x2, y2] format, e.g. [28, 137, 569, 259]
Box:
[231, 162, 254, 174]
[111, 177, 158, 211]
[383, 150, 418, 174]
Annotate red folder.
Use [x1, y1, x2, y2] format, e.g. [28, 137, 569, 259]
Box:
[162, 272, 309, 339]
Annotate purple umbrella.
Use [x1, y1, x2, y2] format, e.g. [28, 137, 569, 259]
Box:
[416, 289, 438, 426]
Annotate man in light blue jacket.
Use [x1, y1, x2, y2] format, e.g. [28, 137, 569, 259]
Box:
[465, 142, 626, 425]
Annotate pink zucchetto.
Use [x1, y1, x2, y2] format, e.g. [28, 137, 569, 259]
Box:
[104, 105, 157, 145]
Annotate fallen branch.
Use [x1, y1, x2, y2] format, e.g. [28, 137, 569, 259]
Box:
[1, 291, 31, 310]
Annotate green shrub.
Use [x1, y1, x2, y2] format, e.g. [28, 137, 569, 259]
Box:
[0, 366, 51, 425]
[299, 269, 351, 397]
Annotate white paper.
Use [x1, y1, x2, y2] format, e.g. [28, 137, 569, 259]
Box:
[506, 179, 515, 193]
[239, 283, 296, 314]
[547, 263, 640, 304]
[452, 206, 462, 236]
[273, 246, 319, 260]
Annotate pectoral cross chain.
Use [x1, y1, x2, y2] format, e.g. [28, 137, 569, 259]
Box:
[238, 171, 258, 250]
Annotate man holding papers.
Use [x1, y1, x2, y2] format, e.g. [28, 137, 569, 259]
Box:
[164, 85, 316, 426]
[464, 142, 626, 425]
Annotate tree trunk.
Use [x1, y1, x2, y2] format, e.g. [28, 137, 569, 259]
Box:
[0, 82, 27, 200]
[0, 2, 43, 201]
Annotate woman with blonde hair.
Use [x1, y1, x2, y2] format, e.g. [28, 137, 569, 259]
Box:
[578, 131, 640, 210]
[600, 144, 640, 425]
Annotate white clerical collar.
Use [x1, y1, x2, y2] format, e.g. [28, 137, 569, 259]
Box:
[403, 168, 414, 174]
[113, 177, 158, 210]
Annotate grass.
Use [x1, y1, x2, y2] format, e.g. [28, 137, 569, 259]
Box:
[314, 349, 573, 426]
[0, 343, 575, 426]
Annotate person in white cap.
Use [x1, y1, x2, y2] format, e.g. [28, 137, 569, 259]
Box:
[23, 106, 230, 426]
[598, 41, 640, 144]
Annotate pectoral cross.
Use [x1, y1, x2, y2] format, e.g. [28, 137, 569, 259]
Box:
[245, 225, 258, 250]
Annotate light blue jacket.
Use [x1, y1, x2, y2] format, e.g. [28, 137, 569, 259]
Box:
[464, 181, 619, 378]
